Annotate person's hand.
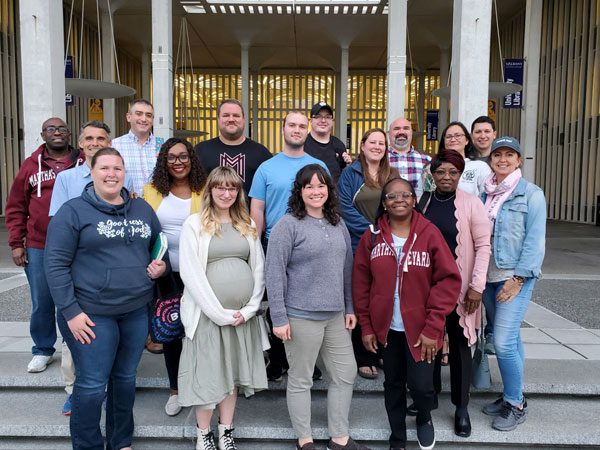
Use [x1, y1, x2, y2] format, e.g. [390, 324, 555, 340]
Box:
[341, 151, 352, 165]
[464, 288, 482, 315]
[362, 334, 378, 353]
[67, 312, 96, 344]
[11, 248, 27, 267]
[147, 259, 166, 279]
[345, 314, 357, 330]
[273, 324, 291, 341]
[496, 278, 523, 304]
[414, 333, 437, 363]
[232, 311, 246, 327]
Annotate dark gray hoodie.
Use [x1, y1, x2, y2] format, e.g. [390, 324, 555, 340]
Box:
[45, 183, 162, 320]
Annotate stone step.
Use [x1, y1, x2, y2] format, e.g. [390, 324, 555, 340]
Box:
[2, 352, 599, 396]
[1, 388, 599, 448]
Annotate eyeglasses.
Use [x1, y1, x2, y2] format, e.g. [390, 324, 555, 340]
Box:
[385, 191, 414, 200]
[444, 133, 466, 141]
[166, 154, 190, 164]
[312, 114, 333, 121]
[433, 169, 461, 177]
[213, 186, 239, 194]
[43, 126, 70, 135]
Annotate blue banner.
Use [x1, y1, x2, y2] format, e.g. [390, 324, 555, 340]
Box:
[503, 59, 524, 109]
[426, 110, 439, 141]
[65, 55, 74, 106]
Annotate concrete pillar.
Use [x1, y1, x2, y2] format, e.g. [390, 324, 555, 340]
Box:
[386, 0, 408, 127]
[101, 10, 116, 135]
[520, 0, 543, 182]
[141, 50, 151, 100]
[151, 0, 173, 139]
[417, 72, 426, 132]
[450, 0, 492, 128]
[439, 48, 450, 131]
[252, 72, 259, 142]
[241, 43, 250, 137]
[337, 46, 349, 148]
[19, 0, 66, 156]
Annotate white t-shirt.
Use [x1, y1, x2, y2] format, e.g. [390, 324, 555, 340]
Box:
[459, 159, 492, 197]
[156, 193, 192, 272]
[390, 234, 407, 332]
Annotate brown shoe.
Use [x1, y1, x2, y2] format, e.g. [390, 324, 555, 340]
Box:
[296, 442, 317, 450]
[327, 437, 371, 450]
[145, 336, 163, 354]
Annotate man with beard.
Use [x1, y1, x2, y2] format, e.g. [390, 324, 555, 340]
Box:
[387, 117, 431, 198]
[250, 111, 328, 381]
[195, 99, 272, 196]
[304, 102, 351, 183]
[112, 99, 164, 195]
[5, 117, 84, 373]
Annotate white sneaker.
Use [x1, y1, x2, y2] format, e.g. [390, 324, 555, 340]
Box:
[27, 355, 52, 373]
[196, 427, 216, 450]
[218, 423, 237, 450]
[164, 394, 182, 416]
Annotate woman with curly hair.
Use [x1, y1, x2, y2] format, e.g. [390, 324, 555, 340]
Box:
[142, 137, 208, 417]
[178, 166, 267, 450]
[266, 164, 370, 450]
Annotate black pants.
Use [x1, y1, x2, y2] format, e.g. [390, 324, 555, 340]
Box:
[352, 323, 380, 368]
[382, 330, 435, 448]
[158, 272, 185, 391]
[433, 308, 472, 408]
[262, 236, 288, 369]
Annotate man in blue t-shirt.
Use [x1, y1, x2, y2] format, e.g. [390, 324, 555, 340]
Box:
[249, 111, 328, 381]
[249, 111, 328, 240]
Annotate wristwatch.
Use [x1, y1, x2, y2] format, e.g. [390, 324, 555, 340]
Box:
[512, 275, 525, 284]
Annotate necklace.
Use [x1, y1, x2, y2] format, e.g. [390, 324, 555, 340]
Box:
[433, 191, 456, 203]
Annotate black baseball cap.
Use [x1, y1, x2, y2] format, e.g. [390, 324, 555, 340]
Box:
[310, 102, 333, 117]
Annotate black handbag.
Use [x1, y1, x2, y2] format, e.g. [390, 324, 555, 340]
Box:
[150, 274, 184, 343]
[472, 317, 492, 389]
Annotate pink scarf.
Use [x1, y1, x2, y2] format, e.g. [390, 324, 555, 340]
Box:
[484, 168, 522, 224]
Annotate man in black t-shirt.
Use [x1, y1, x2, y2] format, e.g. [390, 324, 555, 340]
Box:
[195, 99, 272, 196]
[304, 102, 352, 182]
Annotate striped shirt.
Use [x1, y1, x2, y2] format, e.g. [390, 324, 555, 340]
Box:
[388, 146, 431, 198]
[112, 131, 164, 195]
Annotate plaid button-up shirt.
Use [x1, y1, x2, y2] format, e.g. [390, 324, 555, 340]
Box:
[388, 146, 431, 198]
[112, 131, 164, 195]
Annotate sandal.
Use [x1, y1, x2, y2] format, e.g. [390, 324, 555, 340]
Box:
[358, 366, 378, 379]
[440, 352, 449, 366]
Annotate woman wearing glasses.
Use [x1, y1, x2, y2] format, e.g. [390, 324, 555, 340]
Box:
[437, 121, 491, 197]
[414, 150, 491, 438]
[178, 166, 268, 450]
[142, 137, 207, 417]
[353, 177, 461, 450]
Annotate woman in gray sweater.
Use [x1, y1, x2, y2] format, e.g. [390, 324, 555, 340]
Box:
[266, 164, 370, 450]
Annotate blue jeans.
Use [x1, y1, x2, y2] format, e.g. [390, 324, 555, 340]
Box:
[24, 248, 56, 356]
[482, 278, 536, 406]
[58, 306, 149, 450]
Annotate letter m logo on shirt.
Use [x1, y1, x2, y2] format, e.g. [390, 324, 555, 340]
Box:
[220, 153, 246, 181]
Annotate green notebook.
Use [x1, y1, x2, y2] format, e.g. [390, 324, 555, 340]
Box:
[151, 232, 168, 261]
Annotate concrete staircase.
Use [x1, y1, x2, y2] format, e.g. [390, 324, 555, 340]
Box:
[1, 351, 599, 449]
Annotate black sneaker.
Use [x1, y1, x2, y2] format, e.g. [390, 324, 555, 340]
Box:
[492, 402, 527, 431]
[416, 420, 435, 450]
[313, 365, 323, 381]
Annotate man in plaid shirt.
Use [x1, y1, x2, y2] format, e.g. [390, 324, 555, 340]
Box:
[112, 99, 164, 196]
[387, 117, 431, 198]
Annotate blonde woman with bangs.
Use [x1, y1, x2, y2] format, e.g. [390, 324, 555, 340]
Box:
[178, 166, 268, 450]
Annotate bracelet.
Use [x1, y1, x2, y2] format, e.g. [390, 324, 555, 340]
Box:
[512, 275, 524, 284]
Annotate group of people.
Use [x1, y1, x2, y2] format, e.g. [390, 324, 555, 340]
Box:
[5, 97, 546, 450]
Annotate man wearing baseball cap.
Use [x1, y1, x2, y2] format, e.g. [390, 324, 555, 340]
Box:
[304, 102, 351, 182]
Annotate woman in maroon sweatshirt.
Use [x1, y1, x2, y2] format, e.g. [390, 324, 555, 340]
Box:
[352, 177, 461, 450]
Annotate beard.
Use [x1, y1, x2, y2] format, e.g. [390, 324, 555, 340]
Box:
[284, 135, 306, 149]
[220, 126, 244, 141]
[393, 135, 410, 149]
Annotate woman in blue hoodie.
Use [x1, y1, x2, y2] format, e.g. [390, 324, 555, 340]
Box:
[45, 148, 166, 450]
[337, 128, 394, 380]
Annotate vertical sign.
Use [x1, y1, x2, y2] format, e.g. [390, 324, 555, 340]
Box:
[65, 56, 74, 106]
[503, 59, 524, 109]
[488, 100, 497, 123]
[426, 110, 439, 141]
[88, 99, 104, 121]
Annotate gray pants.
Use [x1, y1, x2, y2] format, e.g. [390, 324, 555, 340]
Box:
[285, 313, 357, 439]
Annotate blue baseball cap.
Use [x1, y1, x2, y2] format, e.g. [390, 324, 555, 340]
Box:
[491, 136, 521, 155]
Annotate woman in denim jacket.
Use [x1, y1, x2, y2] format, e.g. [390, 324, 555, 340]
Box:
[480, 137, 546, 432]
